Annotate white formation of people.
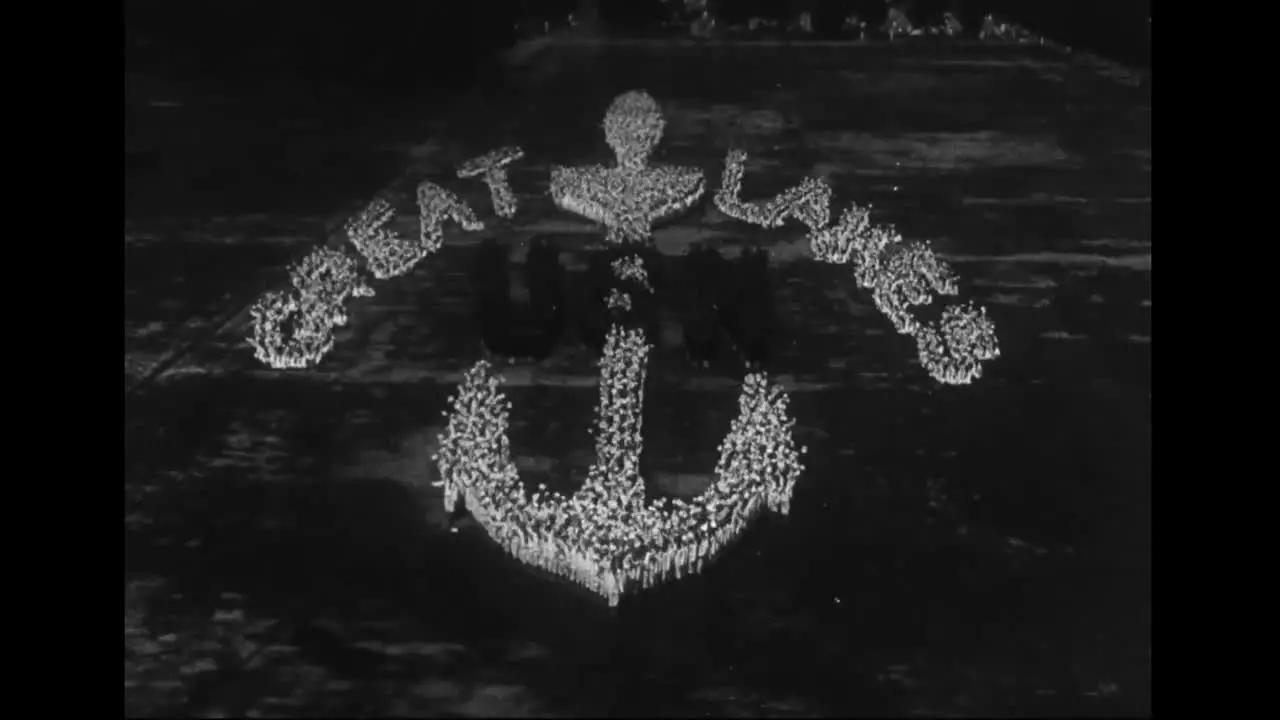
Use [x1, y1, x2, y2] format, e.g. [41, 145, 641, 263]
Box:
[433, 332, 805, 607]
[606, 287, 633, 312]
[715, 148, 1000, 385]
[433, 91, 806, 606]
[549, 92, 704, 246]
[247, 247, 375, 368]
[610, 255, 653, 291]
[243, 88, 1002, 603]
[979, 13, 1038, 42]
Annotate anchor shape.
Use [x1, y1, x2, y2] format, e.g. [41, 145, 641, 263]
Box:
[435, 90, 805, 606]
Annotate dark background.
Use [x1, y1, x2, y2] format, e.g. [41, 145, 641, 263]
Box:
[124, 0, 1150, 99]
[123, 0, 524, 99]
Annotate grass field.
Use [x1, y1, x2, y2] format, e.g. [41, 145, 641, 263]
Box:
[125, 40, 1150, 716]
[122, 75, 463, 392]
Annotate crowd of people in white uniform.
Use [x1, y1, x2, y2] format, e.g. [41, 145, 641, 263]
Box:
[433, 324, 805, 606]
[247, 89, 999, 383]
[243, 88, 1000, 604]
[247, 247, 374, 369]
[714, 145, 1000, 385]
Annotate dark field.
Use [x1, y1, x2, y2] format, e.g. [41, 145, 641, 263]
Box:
[125, 40, 1150, 716]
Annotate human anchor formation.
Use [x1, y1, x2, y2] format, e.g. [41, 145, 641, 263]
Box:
[246, 89, 1001, 605]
